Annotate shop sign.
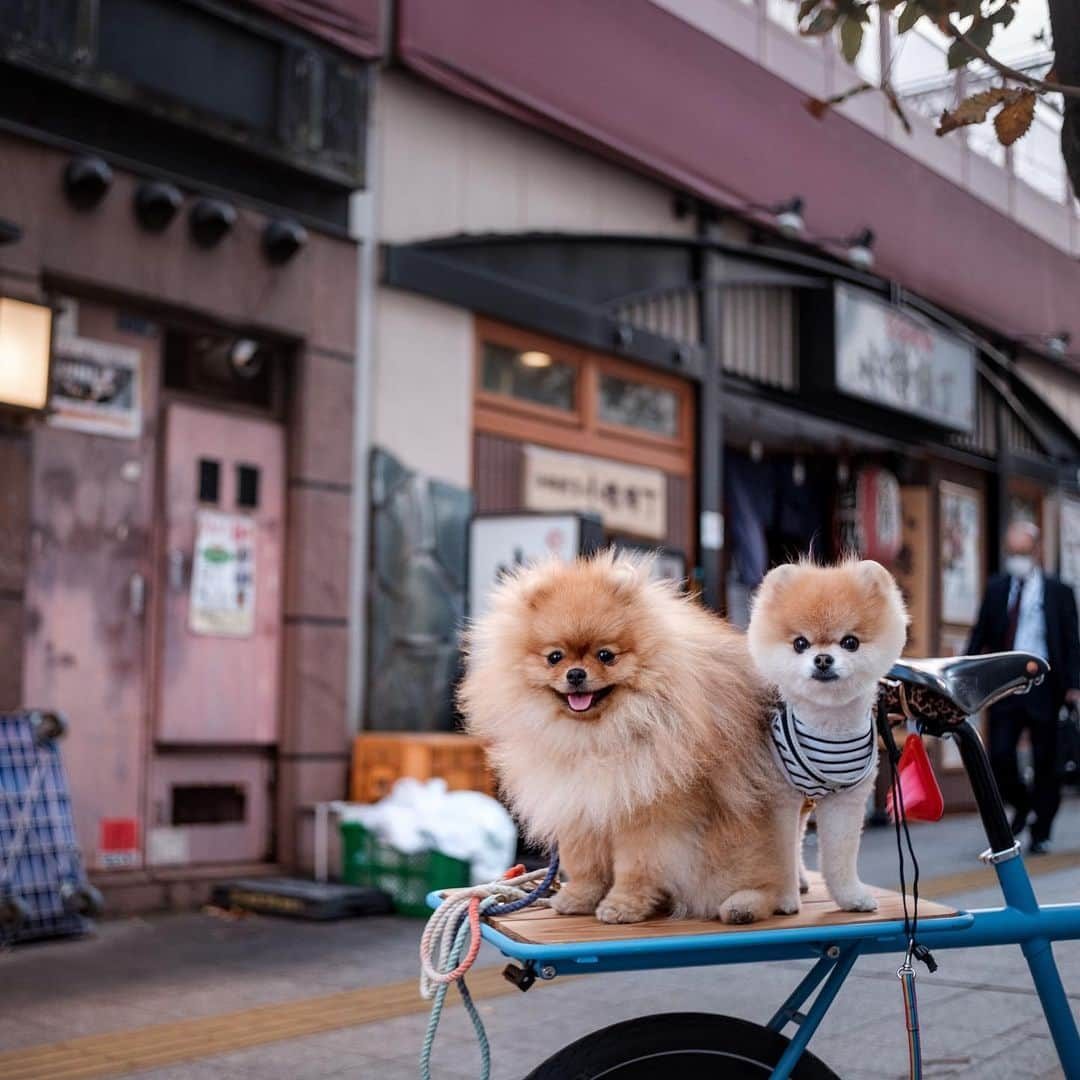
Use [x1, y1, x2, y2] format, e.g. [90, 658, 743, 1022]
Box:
[522, 445, 667, 540]
[48, 336, 142, 439]
[1061, 497, 1080, 611]
[939, 481, 982, 626]
[189, 510, 257, 637]
[835, 284, 976, 433]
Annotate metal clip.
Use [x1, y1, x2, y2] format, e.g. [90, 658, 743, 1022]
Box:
[979, 840, 1022, 866]
[897, 940, 915, 980]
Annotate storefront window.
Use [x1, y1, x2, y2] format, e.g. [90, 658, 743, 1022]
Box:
[598, 372, 679, 437]
[480, 343, 576, 411]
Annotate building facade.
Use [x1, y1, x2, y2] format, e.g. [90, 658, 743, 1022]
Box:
[366, 1, 1080, 807]
[3, 0, 1080, 908]
[0, 0, 377, 906]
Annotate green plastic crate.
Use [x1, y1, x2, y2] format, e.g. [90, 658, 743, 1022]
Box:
[339, 821, 471, 917]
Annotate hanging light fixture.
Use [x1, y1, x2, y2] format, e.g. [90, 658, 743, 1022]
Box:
[770, 196, 806, 239]
[845, 228, 875, 270]
[0, 297, 53, 412]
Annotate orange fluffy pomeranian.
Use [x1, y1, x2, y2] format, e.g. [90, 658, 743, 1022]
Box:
[458, 551, 796, 925]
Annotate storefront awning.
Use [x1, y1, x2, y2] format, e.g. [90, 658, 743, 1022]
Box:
[384, 231, 1080, 473]
[383, 231, 827, 379]
[243, 0, 383, 57]
[395, 0, 1080, 372]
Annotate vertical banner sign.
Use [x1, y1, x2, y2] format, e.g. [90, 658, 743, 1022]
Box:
[189, 510, 257, 637]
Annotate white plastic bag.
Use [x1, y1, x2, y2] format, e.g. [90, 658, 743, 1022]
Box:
[333, 778, 516, 884]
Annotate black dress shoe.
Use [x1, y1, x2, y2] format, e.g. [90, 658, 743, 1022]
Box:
[1010, 809, 1028, 836]
[1029, 839, 1051, 856]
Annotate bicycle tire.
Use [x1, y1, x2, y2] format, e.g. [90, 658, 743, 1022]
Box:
[524, 1012, 840, 1080]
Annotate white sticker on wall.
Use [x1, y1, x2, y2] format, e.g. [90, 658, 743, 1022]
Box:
[700, 510, 724, 551]
[148, 827, 190, 867]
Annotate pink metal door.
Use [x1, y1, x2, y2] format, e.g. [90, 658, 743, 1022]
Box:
[157, 402, 284, 744]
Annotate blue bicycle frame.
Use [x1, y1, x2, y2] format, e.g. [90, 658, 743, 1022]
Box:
[462, 717, 1080, 1078]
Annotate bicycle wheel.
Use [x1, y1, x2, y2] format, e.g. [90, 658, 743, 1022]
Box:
[524, 1012, 839, 1080]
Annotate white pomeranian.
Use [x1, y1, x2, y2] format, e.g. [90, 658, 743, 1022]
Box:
[747, 559, 908, 913]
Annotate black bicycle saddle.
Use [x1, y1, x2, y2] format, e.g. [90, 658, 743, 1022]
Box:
[888, 652, 1049, 716]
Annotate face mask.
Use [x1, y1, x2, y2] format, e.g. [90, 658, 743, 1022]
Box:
[1004, 554, 1034, 579]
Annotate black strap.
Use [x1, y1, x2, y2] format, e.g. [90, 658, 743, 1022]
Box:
[876, 689, 937, 974]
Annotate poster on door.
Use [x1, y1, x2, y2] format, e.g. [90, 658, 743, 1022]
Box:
[189, 510, 256, 637]
[940, 482, 981, 626]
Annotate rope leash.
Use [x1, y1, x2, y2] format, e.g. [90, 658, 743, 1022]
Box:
[419, 851, 559, 1080]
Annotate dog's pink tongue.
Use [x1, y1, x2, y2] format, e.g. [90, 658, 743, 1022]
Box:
[567, 692, 594, 712]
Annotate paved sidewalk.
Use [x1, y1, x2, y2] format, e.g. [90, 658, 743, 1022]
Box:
[2, 799, 1079, 1079]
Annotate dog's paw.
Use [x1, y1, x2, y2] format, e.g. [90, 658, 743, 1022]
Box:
[799, 873, 810, 895]
[774, 894, 801, 916]
[595, 891, 656, 924]
[833, 887, 878, 913]
[549, 885, 606, 916]
[718, 889, 769, 925]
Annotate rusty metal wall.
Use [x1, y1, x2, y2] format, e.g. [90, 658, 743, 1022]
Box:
[473, 431, 523, 512]
[949, 374, 999, 458]
[721, 286, 798, 390]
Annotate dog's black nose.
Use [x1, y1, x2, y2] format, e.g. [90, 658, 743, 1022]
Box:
[813, 653, 834, 672]
[566, 667, 587, 687]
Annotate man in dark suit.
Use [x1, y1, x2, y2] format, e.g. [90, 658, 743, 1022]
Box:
[967, 521, 1080, 853]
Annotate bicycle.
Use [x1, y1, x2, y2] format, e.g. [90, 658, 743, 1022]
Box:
[436, 651, 1080, 1078]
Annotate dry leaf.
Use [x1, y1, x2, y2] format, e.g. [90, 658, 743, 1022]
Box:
[994, 90, 1036, 146]
[936, 87, 1022, 136]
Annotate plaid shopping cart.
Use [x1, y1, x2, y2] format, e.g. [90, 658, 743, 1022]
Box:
[0, 711, 102, 944]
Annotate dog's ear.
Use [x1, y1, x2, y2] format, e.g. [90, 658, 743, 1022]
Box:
[855, 559, 892, 592]
[608, 552, 651, 594]
[856, 559, 909, 624]
[757, 562, 799, 598]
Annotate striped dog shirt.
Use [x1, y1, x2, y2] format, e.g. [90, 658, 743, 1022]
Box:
[769, 702, 877, 799]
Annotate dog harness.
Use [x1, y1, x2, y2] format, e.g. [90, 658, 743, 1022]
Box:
[770, 701, 877, 798]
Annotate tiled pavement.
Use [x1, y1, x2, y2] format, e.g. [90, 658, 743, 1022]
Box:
[3, 799, 1079, 1079]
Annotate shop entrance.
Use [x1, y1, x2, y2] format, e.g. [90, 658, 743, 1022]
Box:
[151, 400, 284, 863]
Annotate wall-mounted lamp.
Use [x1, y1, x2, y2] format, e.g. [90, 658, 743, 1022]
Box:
[1046, 332, 1071, 357]
[1017, 330, 1072, 359]
[844, 228, 875, 270]
[677, 193, 808, 241]
[0, 218, 21, 246]
[0, 297, 53, 412]
[745, 196, 805, 239]
[772, 197, 806, 239]
[189, 197, 237, 248]
[63, 156, 113, 211]
[262, 218, 308, 265]
[134, 180, 183, 232]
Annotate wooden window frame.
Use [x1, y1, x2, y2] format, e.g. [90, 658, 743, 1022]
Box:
[474, 318, 694, 478]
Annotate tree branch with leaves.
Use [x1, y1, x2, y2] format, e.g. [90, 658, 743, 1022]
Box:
[792, 0, 1080, 196]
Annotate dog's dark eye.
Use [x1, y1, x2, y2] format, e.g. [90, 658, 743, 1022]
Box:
[840, 635, 860, 652]
[793, 636, 810, 654]
[546, 650, 563, 666]
[597, 649, 615, 665]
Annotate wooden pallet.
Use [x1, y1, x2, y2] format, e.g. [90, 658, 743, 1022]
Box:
[486, 872, 959, 946]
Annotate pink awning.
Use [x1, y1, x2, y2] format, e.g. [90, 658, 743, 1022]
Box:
[244, 0, 383, 58]
[397, 0, 1080, 349]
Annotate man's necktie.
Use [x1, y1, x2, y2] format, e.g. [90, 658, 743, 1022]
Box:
[1006, 576, 1026, 649]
